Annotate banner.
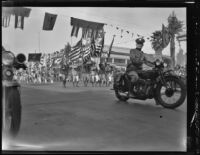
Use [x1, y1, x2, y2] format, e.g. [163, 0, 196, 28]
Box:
[43, 12, 57, 31]
[28, 53, 42, 62]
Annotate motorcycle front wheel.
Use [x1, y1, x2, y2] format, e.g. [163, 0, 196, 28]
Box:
[155, 76, 186, 109]
[4, 87, 21, 137]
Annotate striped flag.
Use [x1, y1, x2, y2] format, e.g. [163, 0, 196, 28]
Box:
[54, 57, 62, 65]
[69, 39, 82, 62]
[82, 44, 93, 63]
[93, 31, 104, 57]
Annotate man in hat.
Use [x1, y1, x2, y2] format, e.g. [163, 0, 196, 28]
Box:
[126, 38, 154, 97]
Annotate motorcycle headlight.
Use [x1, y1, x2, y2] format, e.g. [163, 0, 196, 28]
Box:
[163, 62, 168, 67]
[2, 51, 15, 65]
[155, 59, 161, 66]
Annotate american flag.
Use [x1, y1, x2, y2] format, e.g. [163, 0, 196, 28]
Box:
[82, 44, 94, 63]
[69, 39, 82, 62]
[93, 33, 104, 57]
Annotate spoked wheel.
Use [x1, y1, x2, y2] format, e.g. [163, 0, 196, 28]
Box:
[155, 77, 186, 109]
[4, 87, 21, 137]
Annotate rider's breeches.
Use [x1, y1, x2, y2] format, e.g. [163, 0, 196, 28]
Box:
[127, 71, 139, 83]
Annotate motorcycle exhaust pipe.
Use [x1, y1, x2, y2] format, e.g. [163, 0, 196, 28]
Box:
[16, 53, 26, 64]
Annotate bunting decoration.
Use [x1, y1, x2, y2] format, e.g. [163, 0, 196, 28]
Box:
[43, 12, 57, 31]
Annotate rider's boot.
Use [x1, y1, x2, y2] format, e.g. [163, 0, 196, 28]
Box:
[128, 83, 135, 98]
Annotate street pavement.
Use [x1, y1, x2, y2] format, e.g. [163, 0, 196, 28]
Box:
[3, 82, 187, 151]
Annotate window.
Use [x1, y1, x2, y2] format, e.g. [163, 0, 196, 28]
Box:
[114, 58, 125, 64]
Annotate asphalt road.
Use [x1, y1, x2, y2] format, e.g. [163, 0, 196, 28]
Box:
[3, 82, 187, 151]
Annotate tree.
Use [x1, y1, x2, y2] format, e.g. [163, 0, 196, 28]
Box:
[150, 30, 164, 56]
[167, 11, 184, 68]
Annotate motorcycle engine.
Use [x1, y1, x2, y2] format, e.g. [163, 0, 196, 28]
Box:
[134, 79, 148, 96]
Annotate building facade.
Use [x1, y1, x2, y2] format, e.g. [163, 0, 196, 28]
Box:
[101, 45, 172, 69]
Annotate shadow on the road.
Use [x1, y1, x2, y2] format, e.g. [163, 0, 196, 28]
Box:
[113, 99, 185, 113]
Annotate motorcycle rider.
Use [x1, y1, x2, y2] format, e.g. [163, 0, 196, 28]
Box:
[126, 38, 154, 97]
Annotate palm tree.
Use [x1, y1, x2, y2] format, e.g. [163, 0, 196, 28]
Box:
[167, 11, 184, 68]
[150, 30, 164, 57]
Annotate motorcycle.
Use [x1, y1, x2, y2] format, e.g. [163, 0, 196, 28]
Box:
[2, 49, 27, 137]
[113, 59, 187, 109]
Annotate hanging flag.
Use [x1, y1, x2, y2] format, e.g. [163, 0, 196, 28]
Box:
[162, 24, 171, 48]
[43, 12, 57, 31]
[2, 15, 11, 27]
[69, 39, 82, 62]
[15, 15, 24, 29]
[93, 30, 104, 57]
[71, 25, 80, 37]
[107, 35, 115, 58]
[12, 7, 31, 29]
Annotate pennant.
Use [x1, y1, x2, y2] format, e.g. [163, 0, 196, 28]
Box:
[15, 15, 24, 29]
[107, 35, 115, 58]
[43, 12, 57, 31]
[162, 24, 171, 48]
[121, 29, 123, 38]
[2, 15, 11, 27]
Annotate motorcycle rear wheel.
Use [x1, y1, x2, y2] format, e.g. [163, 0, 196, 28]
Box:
[155, 77, 186, 109]
[4, 87, 21, 137]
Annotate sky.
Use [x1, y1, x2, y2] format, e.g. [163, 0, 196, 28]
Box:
[2, 7, 186, 58]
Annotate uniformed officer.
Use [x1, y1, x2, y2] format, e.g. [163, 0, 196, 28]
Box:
[126, 38, 154, 97]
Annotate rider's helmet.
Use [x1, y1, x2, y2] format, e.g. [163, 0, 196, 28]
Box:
[135, 38, 145, 45]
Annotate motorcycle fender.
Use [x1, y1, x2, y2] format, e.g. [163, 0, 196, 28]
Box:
[156, 75, 180, 86]
[2, 80, 20, 87]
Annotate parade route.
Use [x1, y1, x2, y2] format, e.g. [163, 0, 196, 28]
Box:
[3, 82, 187, 151]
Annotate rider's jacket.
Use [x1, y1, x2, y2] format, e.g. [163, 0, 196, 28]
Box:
[126, 48, 145, 72]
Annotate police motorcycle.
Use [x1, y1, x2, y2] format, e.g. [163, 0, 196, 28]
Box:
[2, 49, 27, 137]
[113, 59, 186, 109]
